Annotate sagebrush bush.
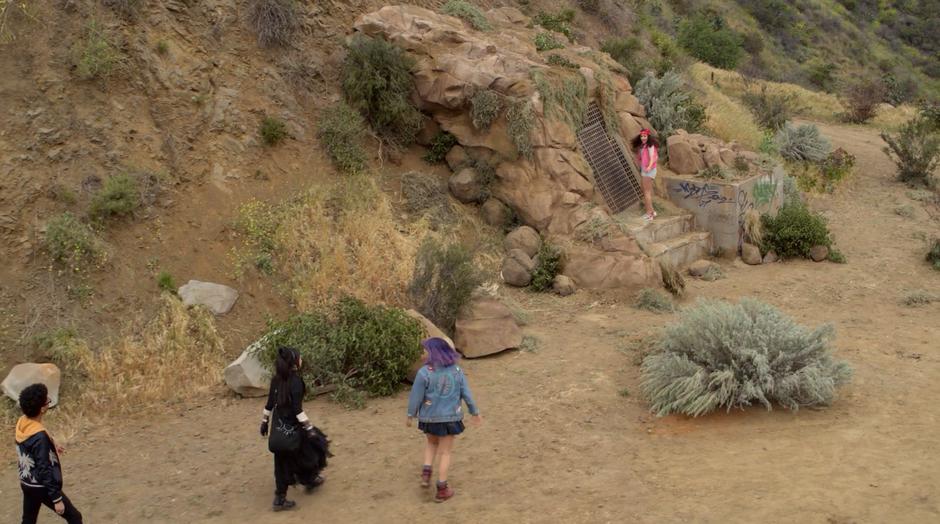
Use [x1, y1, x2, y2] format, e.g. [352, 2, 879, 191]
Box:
[677, 14, 743, 70]
[881, 116, 940, 187]
[533, 10, 575, 41]
[409, 238, 482, 334]
[530, 241, 562, 292]
[156, 271, 176, 293]
[342, 35, 423, 148]
[255, 296, 424, 398]
[901, 289, 937, 306]
[700, 264, 725, 281]
[44, 212, 105, 269]
[818, 148, 856, 192]
[775, 123, 830, 162]
[547, 54, 578, 69]
[317, 103, 367, 174]
[246, 0, 298, 48]
[90, 174, 140, 220]
[641, 298, 852, 417]
[761, 201, 832, 259]
[600, 37, 641, 72]
[73, 21, 123, 80]
[843, 78, 886, 124]
[928, 238, 940, 271]
[440, 0, 491, 31]
[507, 99, 535, 158]
[742, 86, 801, 131]
[634, 288, 674, 313]
[471, 89, 503, 130]
[635, 72, 706, 138]
[423, 132, 458, 164]
[259, 116, 288, 146]
[535, 32, 565, 52]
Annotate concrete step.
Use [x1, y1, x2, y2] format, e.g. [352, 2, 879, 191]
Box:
[646, 231, 713, 269]
[621, 214, 695, 246]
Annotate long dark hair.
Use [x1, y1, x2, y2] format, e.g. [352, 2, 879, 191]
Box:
[631, 132, 660, 150]
[273, 346, 301, 406]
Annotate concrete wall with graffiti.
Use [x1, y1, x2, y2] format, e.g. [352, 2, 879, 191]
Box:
[663, 166, 785, 254]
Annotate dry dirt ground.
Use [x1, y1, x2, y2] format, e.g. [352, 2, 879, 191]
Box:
[2, 122, 939, 523]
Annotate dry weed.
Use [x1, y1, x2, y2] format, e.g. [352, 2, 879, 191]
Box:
[742, 208, 763, 245]
[686, 64, 762, 149]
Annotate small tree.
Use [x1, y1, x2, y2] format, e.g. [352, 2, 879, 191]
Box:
[843, 78, 886, 124]
[881, 116, 940, 187]
[246, 0, 298, 48]
[677, 14, 744, 70]
[408, 238, 482, 335]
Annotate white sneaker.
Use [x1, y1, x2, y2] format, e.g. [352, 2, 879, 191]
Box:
[643, 213, 654, 222]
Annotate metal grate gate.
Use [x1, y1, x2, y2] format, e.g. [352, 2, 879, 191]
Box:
[576, 102, 643, 213]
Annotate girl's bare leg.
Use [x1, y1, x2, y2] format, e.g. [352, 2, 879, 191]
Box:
[642, 176, 654, 216]
[424, 435, 439, 466]
[435, 435, 456, 483]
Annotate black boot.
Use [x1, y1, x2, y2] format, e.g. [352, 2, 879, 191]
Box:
[273, 494, 296, 511]
[303, 475, 326, 494]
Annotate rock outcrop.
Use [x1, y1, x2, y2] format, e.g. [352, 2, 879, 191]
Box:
[454, 298, 522, 358]
[178, 280, 239, 315]
[666, 130, 761, 175]
[354, 6, 662, 290]
[2, 363, 61, 407]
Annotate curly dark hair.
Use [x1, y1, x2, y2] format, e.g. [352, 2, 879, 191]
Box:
[19, 383, 48, 418]
[631, 132, 660, 150]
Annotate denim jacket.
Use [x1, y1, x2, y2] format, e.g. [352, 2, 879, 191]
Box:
[407, 364, 479, 423]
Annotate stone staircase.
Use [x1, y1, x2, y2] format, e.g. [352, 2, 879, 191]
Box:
[619, 201, 713, 269]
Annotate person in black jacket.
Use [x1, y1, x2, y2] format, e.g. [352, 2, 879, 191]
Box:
[15, 383, 83, 524]
[260, 346, 329, 511]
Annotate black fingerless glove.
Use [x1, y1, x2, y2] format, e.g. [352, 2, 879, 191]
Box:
[260, 421, 269, 437]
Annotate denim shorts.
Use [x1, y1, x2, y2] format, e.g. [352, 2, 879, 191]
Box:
[641, 167, 657, 179]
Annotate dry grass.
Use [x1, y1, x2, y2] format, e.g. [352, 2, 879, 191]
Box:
[742, 208, 763, 245]
[689, 63, 917, 132]
[10, 295, 226, 440]
[276, 176, 425, 311]
[686, 64, 763, 149]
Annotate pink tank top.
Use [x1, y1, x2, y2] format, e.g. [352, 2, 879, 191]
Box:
[639, 145, 657, 170]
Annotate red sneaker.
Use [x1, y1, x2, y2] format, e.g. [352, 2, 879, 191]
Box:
[435, 482, 455, 502]
[420, 466, 432, 488]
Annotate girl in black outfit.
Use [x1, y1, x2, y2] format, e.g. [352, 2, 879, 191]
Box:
[260, 347, 330, 511]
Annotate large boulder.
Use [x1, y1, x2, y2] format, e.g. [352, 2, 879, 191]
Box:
[688, 259, 718, 277]
[449, 167, 484, 203]
[2, 363, 61, 407]
[666, 135, 706, 174]
[563, 246, 662, 289]
[504, 226, 540, 257]
[178, 280, 239, 315]
[481, 198, 511, 228]
[224, 338, 272, 398]
[404, 310, 455, 382]
[553, 274, 576, 296]
[810, 245, 829, 262]
[501, 248, 536, 287]
[454, 298, 523, 358]
[445, 145, 469, 171]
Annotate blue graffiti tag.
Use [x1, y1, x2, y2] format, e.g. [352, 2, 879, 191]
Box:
[673, 181, 735, 208]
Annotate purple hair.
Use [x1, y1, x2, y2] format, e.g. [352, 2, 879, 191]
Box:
[422, 337, 460, 368]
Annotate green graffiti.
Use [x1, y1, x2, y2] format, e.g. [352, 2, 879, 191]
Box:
[752, 179, 777, 206]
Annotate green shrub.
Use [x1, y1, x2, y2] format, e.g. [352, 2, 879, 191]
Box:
[775, 123, 830, 162]
[471, 89, 503, 130]
[155, 41, 169, 56]
[535, 32, 565, 52]
[641, 298, 852, 417]
[507, 99, 535, 159]
[547, 54, 578, 69]
[634, 288, 674, 313]
[928, 238, 940, 271]
[635, 72, 706, 138]
[259, 116, 288, 146]
[881, 116, 940, 187]
[90, 174, 140, 220]
[533, 10, 576, 41]
[842, 78, 886, 124]
[901, 290, 937, 306]
[409, 238, 482, 335]
[530, 241, 563, 292]
[742, 86, 801, 131]
[423, 132, 458, 164]
[758, 132, 778, 156]
[342, 35, 423, 148]
[677, 14, 744, 70]
[697, 165, 731, 180]
[44, 212, 104, 269]
[600, 37, 641, 72]
[246, 0, 298, 48]
[157, 271, 176, 293]
[441, 0, 491, 31]
[894, 204, 915, 218]
[73, 21, 123, 80]
[700, 264, 725, 281]
[806, 60, 837, 91]
[818, 148, 856, 192]
[317, 102, 368, 175]
[254, 296, 424, 398]
[761, 201, 832, 259]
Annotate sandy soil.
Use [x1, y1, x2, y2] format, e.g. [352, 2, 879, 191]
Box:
[3, 122, 939, 523]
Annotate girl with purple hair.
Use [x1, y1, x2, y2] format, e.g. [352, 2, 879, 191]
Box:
[406, 337, 482, 502]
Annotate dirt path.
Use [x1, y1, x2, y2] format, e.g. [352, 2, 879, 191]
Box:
[3, 122, 939, 523]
